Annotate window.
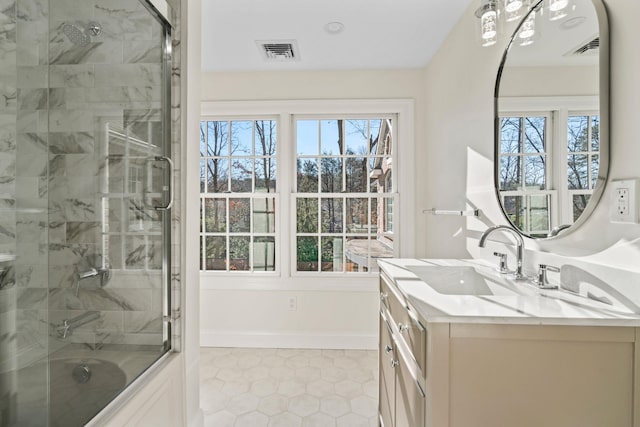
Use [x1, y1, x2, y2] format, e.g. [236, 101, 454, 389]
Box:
[199, 119, 277, 271]
[499, 105, 600, 237]
[567, 114, 600, 221]
[198, 100, 413, 285]
[499, 114, 552, 237]
[294, 118, 395, 273]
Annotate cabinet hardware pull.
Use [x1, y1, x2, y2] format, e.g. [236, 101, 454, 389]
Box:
[414, 376, 426, 398]
[380, 292, 388, 301]
[406, 309, 426, 332]
[391, 360, 399, 368]
[398, 323, 408, 333]
[384, 345, 393, 354]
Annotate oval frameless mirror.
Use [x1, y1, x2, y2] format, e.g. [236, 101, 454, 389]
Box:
[494, 0, 609, 239]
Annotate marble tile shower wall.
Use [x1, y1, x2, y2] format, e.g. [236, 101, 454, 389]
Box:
[46, 0, 170, 349]
[0, 0, 184, 362]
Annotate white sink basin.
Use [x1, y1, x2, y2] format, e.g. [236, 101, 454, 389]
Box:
[405, 265, 523, 296]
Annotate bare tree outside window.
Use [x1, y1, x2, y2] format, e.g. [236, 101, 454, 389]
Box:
[295, 118, 394, 273]
[200, 119, 277, 271]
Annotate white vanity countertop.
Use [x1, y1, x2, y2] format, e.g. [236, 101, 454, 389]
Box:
[378, 258, 640, 327]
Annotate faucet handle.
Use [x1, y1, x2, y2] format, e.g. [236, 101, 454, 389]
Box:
[493, 252, 510, 274]
[534, 264, 560, 289]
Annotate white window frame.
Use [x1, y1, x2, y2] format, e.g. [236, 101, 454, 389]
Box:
[199, 117, 280, 274]
[564, 111, 600, 225]
[291, 115, 398, 275]
[499, 96, 598, 233]
[498, 111, 555, 236]
[200, 99, 415, 291]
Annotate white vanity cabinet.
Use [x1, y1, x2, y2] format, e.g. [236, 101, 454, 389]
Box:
[379, 272, 426, 427]
[378, 266, 640, 427]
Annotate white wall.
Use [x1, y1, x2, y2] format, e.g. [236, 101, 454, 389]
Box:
[199, 70, 425, 349]
[197, 0, 640, 350]
[500, 65, 598, 97]
[422, 0, 640, 275]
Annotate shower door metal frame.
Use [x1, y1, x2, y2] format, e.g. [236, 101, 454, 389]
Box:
[139, 0, 175, 353]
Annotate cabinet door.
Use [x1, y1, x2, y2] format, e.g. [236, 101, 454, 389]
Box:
[395, 348, 425, 427]
[379, 314, 395, 427]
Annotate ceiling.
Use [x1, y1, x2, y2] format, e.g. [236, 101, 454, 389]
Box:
[506, 0, 600, 68]
[201, 0, 474, 72]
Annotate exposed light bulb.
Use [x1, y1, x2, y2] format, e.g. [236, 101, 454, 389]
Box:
[504, 0, 523, 13]
[518, 12, 536, 39]
[481, 9, 498, 40]
[549, 0, 569, 12]
[483, 34, 497, 47]
[519, 37, 535, 46]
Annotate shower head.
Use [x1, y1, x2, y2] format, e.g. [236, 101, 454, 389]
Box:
[62, 22, 102, 47]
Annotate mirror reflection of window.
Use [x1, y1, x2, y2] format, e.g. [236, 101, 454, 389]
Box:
[567, 114, 600, 221]
[499, 114, 552, 237]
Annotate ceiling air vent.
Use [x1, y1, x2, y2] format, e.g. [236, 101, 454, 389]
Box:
[257, 40, 300, 62]
[570, 37, 600, 56]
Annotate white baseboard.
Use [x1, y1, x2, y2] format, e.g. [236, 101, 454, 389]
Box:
[200, 330, 377, 350]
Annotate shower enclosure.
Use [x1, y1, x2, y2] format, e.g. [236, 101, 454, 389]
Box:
[0, 0, 175, 425]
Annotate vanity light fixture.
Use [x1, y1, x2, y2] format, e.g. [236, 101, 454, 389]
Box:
[504, 0, 528, 22]
[476, 0, 568, 47]
[549, 0, 569, 11]
[548, 0, 570, 20]
[518, 10, 537, 44]
[475, 0, 499, 47]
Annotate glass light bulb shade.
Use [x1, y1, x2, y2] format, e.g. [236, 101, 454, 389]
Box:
[482, 34, 498, 47]
[481, 10, 498, 40]
[518, 12, 536, 39]
[519, 37, 535, 46]
[504, 0, 523, 13]
[549, 0, 569, 11]
[505, 9, 523, 22]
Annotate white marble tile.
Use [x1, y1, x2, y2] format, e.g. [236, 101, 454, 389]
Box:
[257, 394, 288, 416]
[288, 394, 320, 418]
[226, 393, 259, 416]
[319, 395, 350, 418]
[200, 348, 378, 426]
[277, 379, 306, 398]
[302, 412, 336, 427]
[268, 412, 302, 427]
[235, 411, 269, 427]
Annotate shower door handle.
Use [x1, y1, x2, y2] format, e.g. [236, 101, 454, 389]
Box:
[152, 156, 174, 211]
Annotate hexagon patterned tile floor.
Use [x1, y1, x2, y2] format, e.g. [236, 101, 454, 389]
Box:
[200, 348, 378, 427]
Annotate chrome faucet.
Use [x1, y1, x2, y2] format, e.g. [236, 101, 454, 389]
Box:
[478, 225, 528, 281]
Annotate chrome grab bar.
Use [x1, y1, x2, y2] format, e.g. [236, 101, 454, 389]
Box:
[153, 155, 174, 211]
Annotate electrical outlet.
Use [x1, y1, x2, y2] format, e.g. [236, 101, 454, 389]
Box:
[288, 296, 297, 311]
[610, 179, 639, 223]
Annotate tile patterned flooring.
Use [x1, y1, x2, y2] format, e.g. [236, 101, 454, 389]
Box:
[200, 347, 379, 427]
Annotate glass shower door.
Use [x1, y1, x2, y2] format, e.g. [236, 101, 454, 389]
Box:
[45, 0, 173, 426]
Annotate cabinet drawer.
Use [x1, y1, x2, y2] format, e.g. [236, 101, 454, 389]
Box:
[395, 345, 426, 427]
[381, 273, 427, 375]
[379, 313, 395, 426]
[380, 273, 406, 319]
[397, 307, 427, 376]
